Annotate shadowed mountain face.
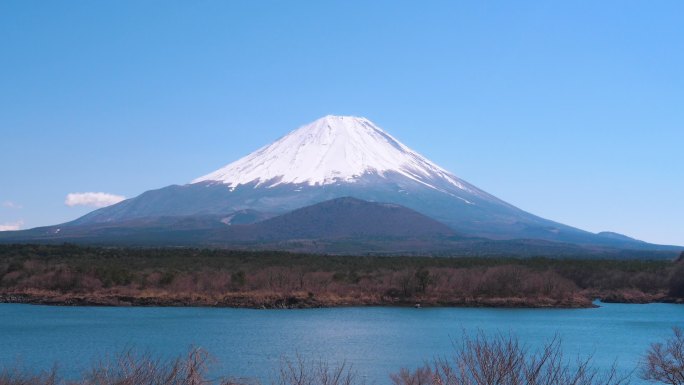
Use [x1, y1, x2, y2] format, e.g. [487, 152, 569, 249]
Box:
[0, 197, 454, 245]
[1, 197, 677, 258]
[1, 115, 681, 253]
[217, 197, 456, 241]
[70, 176, 612, 246]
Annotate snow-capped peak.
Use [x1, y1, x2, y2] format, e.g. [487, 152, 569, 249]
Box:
[192, 115, 472, 192]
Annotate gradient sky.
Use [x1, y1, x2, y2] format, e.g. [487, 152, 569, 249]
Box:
[1, 1, 682, 245]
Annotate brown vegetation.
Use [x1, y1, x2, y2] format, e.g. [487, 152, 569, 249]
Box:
[641, 327, 684, 385]
[390, 332, 627, 385]
[0, 348, 227, 385]
[0, 244, 680, 309]
[0, 348, 361, 385]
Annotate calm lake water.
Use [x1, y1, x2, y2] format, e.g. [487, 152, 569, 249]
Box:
[1, 302, 683, 384]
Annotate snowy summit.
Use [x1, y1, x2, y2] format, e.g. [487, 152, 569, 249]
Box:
[193, 115, 470, 191]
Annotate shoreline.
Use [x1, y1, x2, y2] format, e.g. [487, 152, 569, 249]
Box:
[2, 291, 669, 309]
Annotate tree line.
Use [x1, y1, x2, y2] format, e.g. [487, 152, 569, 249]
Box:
[0, 244, 683, 308]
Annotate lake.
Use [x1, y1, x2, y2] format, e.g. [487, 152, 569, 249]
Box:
[1, 302, 683, 384]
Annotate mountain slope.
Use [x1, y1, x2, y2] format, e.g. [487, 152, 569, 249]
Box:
[11, 115, 681, 252]
[217, 197, 456, 241]
[3, 197, 676, 257]
[0, 198, 454, 245]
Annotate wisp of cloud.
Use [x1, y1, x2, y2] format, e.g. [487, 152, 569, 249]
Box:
[65, 192, 125, 208]
[0, 220, 23, 231]
[2, 201, 23, 209]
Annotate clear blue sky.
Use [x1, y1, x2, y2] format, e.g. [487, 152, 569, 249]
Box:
[1, 1, 682, 245]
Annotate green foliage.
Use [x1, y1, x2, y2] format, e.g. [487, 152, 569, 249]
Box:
[159, 271, 176, 286]
[6, 262, 23, 273]
[347, 270, 360, 284]
[231, 270, 246, 287]
[414, 269, 432, 294]
[668, 260, 684, 298]
[332, 272, 346, 282]
[94, 267, 132, 287]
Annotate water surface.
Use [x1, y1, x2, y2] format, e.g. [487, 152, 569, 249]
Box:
[1, 302, 682, 384]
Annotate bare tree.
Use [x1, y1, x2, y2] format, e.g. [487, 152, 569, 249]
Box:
[391, 332, 628, 385]
[641, 327, 684, 385]
[0, 366, 58, 385]
[390, 366, 433, 385]
[79, 347, 225, 385]
[274, 354, 362, 385]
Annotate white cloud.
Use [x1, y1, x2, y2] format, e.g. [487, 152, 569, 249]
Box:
[2, 201, 22, 209]
[0, 220, 23, 231]
[65, 192, 125, 208]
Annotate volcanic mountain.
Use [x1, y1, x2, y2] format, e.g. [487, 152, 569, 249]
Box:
[218, 197, 456, 241]
[2, 115, 679, 253]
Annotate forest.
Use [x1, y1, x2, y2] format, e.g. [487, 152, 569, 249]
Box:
[1, 244, 683, 308]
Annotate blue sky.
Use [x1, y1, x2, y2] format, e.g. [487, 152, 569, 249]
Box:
[1, 1, 682, 245]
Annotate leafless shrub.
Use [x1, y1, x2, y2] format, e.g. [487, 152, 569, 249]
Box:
[640, 327, 684, 385]
[0, 349, 367, 385]
[79, 347, 226, 385]
[390, 366, 433, 385]
[274, 354, 363, 385]
[0, 348, 247, 385]
[391, 332, 628, 385]
[0, 365, 58, 385]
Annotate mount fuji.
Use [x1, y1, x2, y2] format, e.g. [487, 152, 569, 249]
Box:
[3, 115, 679, 254]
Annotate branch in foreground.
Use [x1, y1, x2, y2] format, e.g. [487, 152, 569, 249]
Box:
[640, 327, 684, 385]
[390, 332, 629, 385]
